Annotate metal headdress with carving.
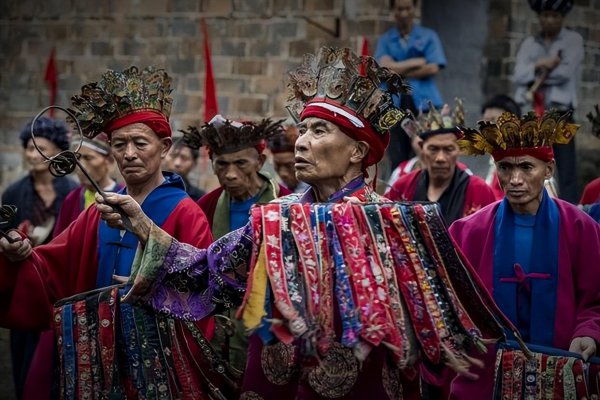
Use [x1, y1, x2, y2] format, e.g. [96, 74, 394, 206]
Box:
[459, 110, 578, 161]
[180, 114, 285, 156]
[69, 66, 174, 138]
[409, 98, 467, 140]
[286, 47, 410, 135]
[286, 47, 410, 168]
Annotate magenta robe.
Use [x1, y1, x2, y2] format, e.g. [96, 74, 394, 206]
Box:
[0, 198, 213, 400]
[446, 199, 600, 398]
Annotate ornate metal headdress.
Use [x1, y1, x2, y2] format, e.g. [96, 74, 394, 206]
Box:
[286, 47, 410, 134]
[69, 66, 173, 138]
[181, 115, 285, 155]
[408, 99, 466, 139]
[587, 104, 600, 139]
[459, 110, 578, 156]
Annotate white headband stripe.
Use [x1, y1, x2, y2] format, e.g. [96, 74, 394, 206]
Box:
[81, 140, 110, 155]
[305, 102, 364, 128]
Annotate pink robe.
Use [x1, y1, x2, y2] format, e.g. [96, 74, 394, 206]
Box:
[446, 199, 600, 398]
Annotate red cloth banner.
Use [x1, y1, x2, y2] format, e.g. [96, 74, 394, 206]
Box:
[44, 47, 57, 117]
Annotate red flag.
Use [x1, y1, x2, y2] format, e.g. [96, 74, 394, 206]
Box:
[44, 47, 57, 117]
[201, 19, 218, 122]
[359, 36, 369, 75]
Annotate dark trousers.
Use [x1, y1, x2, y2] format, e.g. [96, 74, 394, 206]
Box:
[10, 329, 39, 399]
[386, 95, 418, 169]
[552, 110, 578, 203]
[553, 139, 578, 203]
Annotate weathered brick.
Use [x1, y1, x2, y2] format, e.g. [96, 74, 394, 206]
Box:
[233, 23, 267, 38]
[215, 77, 246, 93]
[288, 39, 319, 58]
[169, 20, 198, 37]
[202, 0, 233, 15]
[304, 17, 339, 39]
[211, 56, 234, 75]
[248, 40, 284, 57]
[169, 58, 196, 74]
[232, 59, 265, 75]
[219, 39, 247, 57]
[341, 19, 375, 37]
[90, 41, 114, 56]
[237, 96, 267, 115]
[121, 39, 147, 56]
[167, 0, 200, 12]
[272, 0, 302, 15]
[233, 0, 270, 14]
[304, 0, 337, 12]
[250, 76, 285, 95]
[269, 21, 298, 39]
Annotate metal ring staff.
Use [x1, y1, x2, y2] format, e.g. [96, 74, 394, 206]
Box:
[0, 205, 19, 243]
[30, 105, 134, 232]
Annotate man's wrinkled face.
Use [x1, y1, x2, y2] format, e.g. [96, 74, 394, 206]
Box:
[539, 10, 564, 37]
[76, 146, 113, 188]
[496, 155, 553, 213]
[272, 151, 299, 190]
[394, 0, 416, 29]
[294, 118, 358, 186]
[110, 123, 171, 186]
[212, 147, 265, 201]
[24, 137, 61, 173]
[166, 146, 196, 178]
[420, 133, 459, 183]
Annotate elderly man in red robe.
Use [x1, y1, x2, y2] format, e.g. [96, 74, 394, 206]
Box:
[447, 110, 600, 397]
[0, 66, 212, 400]
[386, 101, 496, 225]
[95, 47, 516, 400]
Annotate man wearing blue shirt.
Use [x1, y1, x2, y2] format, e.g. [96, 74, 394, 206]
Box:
[375, 0, 447, 168]
[375, 0, 447, 111]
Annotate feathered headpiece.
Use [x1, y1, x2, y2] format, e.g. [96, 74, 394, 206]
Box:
[180, 114, 285, 156]
[286, 46, 410, 167]
[459, 110, 578, 162]
[69, 66, 174, 138]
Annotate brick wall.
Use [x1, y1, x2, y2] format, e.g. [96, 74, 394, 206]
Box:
[0, 0, 396, 193]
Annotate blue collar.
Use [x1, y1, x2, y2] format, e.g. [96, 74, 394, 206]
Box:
[96, 172, 188, 288]
[493, 189, 560, 346]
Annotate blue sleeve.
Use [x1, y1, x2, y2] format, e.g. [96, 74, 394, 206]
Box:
[424, 30, 447, 68]
[374, 32, 392, 61]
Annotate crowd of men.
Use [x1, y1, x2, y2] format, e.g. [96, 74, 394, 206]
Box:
[0, 0, 598, 399]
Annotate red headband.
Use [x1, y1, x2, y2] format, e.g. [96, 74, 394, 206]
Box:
[491, 146, 554, 162]
[104, 110, 172, 138]
[300, 99, 389, 168]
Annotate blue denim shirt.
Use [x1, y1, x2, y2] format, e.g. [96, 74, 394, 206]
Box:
[375, 24, 447, 110]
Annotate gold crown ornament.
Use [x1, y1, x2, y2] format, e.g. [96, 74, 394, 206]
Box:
[459, 110, 578, 156]
[286, 47, 410, 134]
[180, 114, 285, 155]
[69, 66, 173, 138]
